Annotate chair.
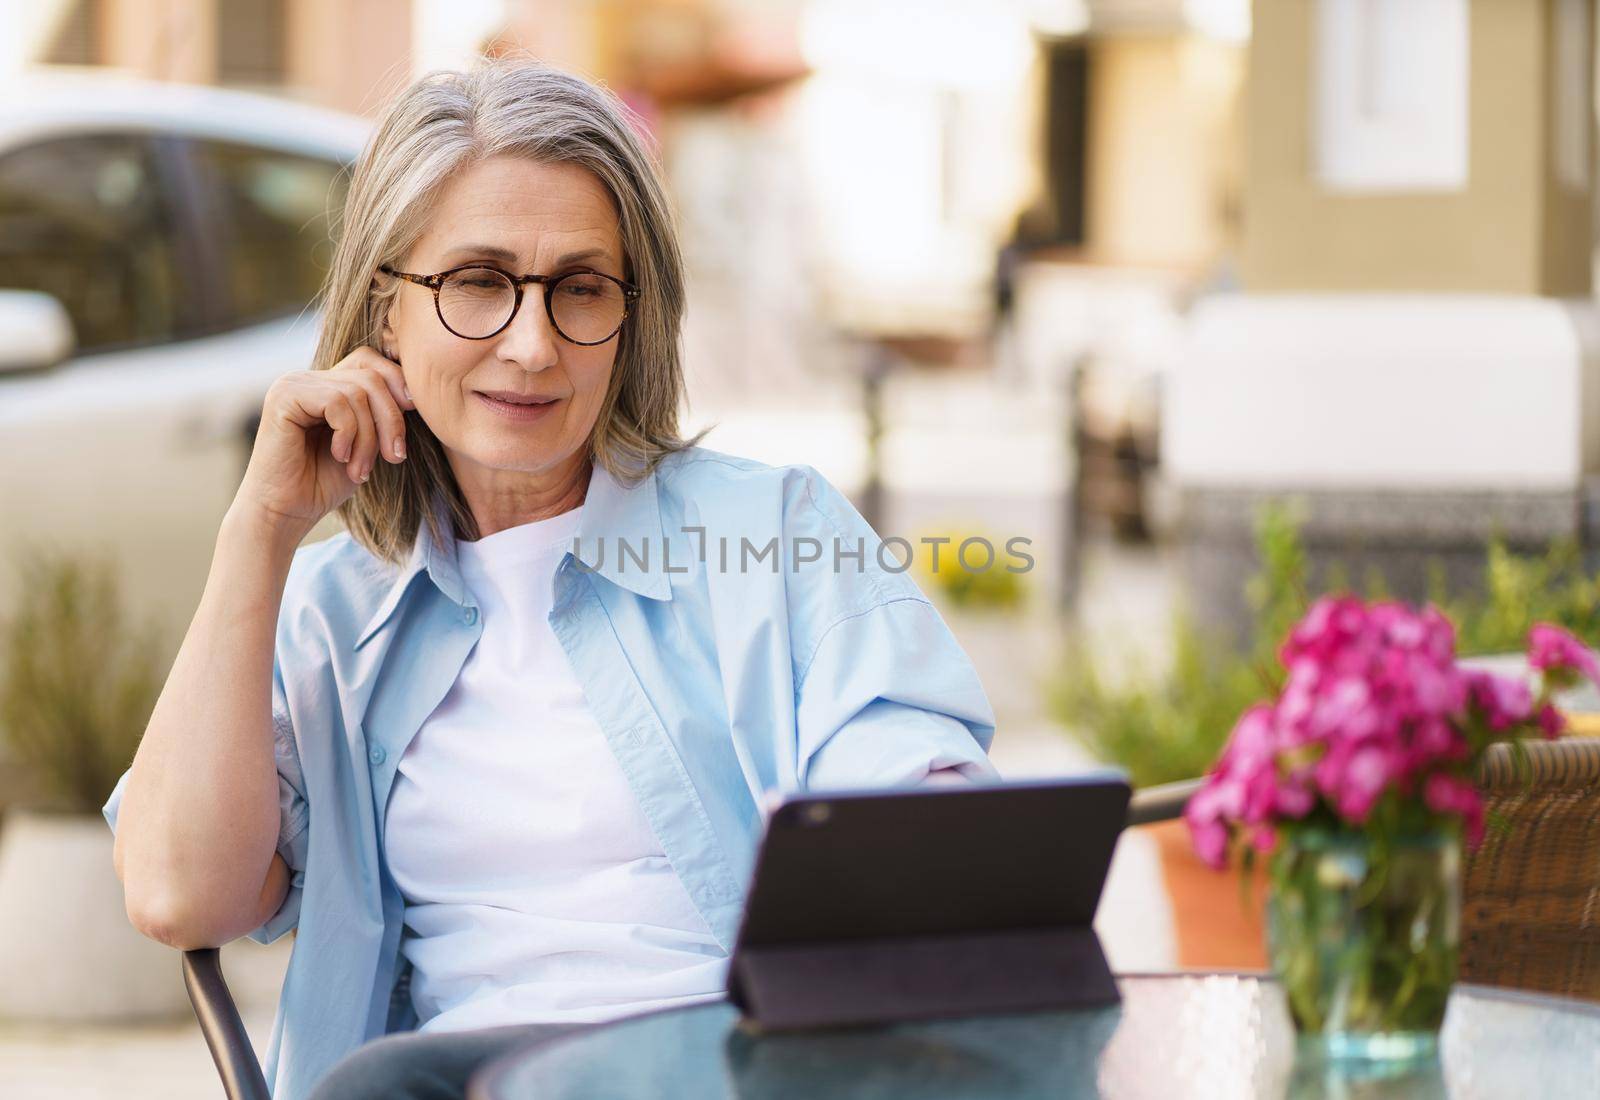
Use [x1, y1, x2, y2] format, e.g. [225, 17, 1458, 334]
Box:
[182, 947, 269, 1100]
[1458, 737, 1600, 999]
[1126, 778, 1205, 827]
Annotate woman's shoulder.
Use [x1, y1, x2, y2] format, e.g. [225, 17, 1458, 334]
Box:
[653, 444, 787, 488]
[653, 445, 855, 531]
[276, 527, 403, 646]
[653, 444, 926, 611]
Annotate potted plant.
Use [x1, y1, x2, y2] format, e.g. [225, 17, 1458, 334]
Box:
[1187, 598, 1600, 1061]
[0, 545, 189, 1021]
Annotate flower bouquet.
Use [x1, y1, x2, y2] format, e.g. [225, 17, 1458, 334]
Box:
[1186, 597, 1600, 1059]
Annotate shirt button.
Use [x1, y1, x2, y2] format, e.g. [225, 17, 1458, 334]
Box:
[369, 745, 386, 766]
[463, 606, 479, 625]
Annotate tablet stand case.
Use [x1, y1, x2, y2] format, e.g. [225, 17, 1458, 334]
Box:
[728, 923, 1120, 1031]
[725, 779, 1131, 1032]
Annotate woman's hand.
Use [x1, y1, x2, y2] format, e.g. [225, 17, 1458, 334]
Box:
[234, 347, 416, 537]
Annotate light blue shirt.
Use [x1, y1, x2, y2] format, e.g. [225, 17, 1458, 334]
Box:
[102, 445, 999, 1099]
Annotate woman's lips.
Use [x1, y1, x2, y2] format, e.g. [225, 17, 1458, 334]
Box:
[475, 392, 561, 421]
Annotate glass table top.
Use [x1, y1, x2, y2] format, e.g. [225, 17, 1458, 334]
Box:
[471, 974, 1600, 1099]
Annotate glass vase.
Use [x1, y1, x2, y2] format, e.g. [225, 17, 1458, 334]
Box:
[1267, 827, 1460, 1062]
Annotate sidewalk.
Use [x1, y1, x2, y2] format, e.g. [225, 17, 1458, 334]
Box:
[0, 937, 286, 1099]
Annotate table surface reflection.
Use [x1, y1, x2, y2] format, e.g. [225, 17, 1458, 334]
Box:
[471, 974, 1600, 1100]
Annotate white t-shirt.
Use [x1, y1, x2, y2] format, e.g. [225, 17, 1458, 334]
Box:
[383, 504, 730, 1034]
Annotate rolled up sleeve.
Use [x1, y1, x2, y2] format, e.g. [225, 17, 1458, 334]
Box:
[99, 651, 310, 946]
[795, 595, 999, 790]
[245, 655, 310, 944]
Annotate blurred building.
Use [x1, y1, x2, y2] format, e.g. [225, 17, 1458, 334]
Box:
[7, 0, 413, 115]
[1165, 0, 1600, 636]
[1005, 1, 1247, 543]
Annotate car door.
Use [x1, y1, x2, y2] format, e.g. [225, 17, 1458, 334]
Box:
[167, 134, 352, 531]
[0, 130, 345, 636]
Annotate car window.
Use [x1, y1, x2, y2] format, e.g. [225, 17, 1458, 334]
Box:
[0, 134, 193, 354]
[189, 141, 348, 328]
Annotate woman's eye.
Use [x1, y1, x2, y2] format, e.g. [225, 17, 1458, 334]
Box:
[456, 276, 504, 291]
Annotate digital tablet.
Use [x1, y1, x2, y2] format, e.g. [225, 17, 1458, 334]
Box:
[726, 774, 1131, 1030]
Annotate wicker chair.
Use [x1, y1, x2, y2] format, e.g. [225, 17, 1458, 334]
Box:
[1459, 737, 1600, 1000]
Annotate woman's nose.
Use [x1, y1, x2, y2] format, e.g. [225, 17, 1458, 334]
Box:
[495, 288, 561, 371]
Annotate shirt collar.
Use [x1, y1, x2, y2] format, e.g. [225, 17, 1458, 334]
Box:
[354, 460, 671, 650]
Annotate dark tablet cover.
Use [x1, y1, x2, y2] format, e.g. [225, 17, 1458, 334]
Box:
[727, 775, 1131, 1031]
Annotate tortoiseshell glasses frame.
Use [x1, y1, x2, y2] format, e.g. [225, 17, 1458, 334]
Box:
[379, 263, 642, 346]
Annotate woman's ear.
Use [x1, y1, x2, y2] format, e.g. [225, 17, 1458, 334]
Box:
[372, 268, 402, 362]
[378, 310, 400, 364]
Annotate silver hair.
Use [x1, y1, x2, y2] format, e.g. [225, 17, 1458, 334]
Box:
[314, 58, 706, 563]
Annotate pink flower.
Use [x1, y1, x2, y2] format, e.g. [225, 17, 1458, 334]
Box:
[1373, 600, 1427, 650]
[1528, 624, 1600, 689]
[1280, 596, 1368, 671]
[1408, 658, 1467, 717]
[1185, 785, 1231, 869]
[1275, 776, 1315, 818]
[1315, 677, 1380, 741]
[1464, 670, 1533, 731]
[1189, 817, 1229, 869]
[1417, 606, 1457, 664]
[1189, 597, 1552, 866]
[1411, 716, 1469, 763]
[1333, 744, 1402, 823]
[1225, 704, 1279, 768]
[1537, 703, 1566, 739]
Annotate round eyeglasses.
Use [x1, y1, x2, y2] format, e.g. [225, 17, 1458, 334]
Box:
[380, 264, 641, 345]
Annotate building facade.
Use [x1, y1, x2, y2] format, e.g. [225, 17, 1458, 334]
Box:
[1164, 0, 1600, 637]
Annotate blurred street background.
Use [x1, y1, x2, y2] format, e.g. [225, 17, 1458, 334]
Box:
[4, 0, 1600, 1095]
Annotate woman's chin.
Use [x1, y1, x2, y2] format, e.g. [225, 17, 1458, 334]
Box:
[452, 437, 581, 477]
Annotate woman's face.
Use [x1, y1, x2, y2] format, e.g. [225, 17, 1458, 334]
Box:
[382, 155, 626, 492]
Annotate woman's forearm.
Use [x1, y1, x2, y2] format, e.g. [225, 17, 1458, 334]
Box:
[111, 502, 306, 949]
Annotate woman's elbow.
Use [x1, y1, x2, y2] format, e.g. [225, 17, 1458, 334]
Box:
[122, 886, 238, 951]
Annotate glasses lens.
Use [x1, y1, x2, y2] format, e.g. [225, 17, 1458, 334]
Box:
[551, 273, 627, 343]
[438, 268, 516, 338]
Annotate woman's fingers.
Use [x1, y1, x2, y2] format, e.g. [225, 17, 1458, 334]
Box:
[344, 365, 410, 465]
[322, 389, 358, 466]
[327, 379, 378, 483]
[328, 348, 414, 472]
[356, 347, 416, 415]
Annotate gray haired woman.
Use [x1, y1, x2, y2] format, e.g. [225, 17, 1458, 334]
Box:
[104, 60, 998, 1100]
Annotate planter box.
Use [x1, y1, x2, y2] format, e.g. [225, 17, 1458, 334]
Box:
[1147, 819, 1269, 971]
[0, 809, 189, 1021]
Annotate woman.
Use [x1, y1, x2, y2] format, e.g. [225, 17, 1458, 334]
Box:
[104, 61, 998, 1100]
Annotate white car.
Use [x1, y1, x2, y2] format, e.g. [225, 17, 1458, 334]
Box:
[0, 75, 367, 632]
